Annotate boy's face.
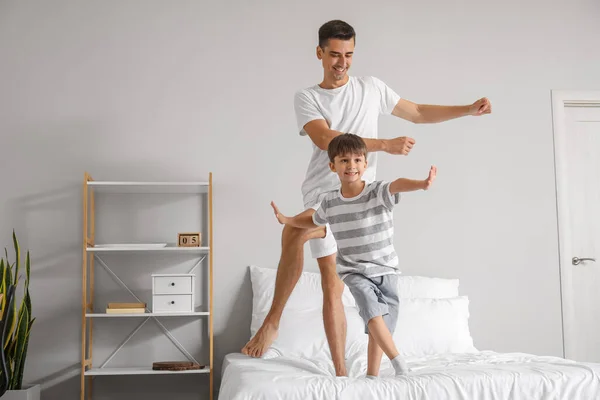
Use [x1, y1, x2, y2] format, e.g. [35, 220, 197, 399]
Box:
[329, 152, 367, 184]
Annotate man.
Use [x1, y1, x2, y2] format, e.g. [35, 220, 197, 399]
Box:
[241, 19, 491, 377]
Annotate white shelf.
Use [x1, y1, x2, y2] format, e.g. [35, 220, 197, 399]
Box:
[85, 367, 210, 376]
[82, 172, 214, 398]
[87, 244, 210, 253]
[87, 181, 209, 193]
[86, 312, 209, 318]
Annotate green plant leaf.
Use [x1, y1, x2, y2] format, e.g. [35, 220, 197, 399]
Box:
[0, 231, 34, 390]
[0, 258, 5, 315]
[12, 230, 20, 287]
[3, 248, 13, 288]
[5, 354, 13, 390]
[15, 319, 34, 391]
[11, 302, 29, 390]
[3, 287, 17, 350]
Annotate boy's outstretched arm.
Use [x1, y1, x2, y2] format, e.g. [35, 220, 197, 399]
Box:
[271, 201, 318, 229]
[390, 165, 437, 194]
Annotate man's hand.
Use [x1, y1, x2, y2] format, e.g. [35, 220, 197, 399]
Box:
[423, 165, 437, 190]
[271, 201, 290, 225]
[469, 97, 492, 116]
[385, 136, 415, 155]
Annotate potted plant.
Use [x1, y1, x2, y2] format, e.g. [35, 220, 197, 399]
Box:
[0, 230, 38, 400]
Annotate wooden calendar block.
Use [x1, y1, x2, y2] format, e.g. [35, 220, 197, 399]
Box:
[177, 232, 201, 247]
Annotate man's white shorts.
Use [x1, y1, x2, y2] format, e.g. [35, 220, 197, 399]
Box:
[308, 223, 337, 259]
[308, 202, 337, 259]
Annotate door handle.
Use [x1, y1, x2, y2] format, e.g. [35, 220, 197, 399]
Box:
[572, 257, 596, 265]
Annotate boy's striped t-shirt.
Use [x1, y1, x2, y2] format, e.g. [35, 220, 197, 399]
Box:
[312, 180, 401, 280]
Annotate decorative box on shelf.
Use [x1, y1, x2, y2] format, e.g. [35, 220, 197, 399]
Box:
[151, 273, 195, 313]
[177, 232, 201, 247]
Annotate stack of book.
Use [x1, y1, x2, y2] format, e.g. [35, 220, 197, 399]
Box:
[106, 302, 146, 314]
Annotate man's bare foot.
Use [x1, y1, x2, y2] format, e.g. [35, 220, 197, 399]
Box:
[335, 365, 348, 377]
[241, 322, 279, 358]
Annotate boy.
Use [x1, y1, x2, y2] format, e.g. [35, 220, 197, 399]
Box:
[270, 133, 436, 377]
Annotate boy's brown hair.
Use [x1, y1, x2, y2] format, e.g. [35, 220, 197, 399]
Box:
[327, 133, 368, 162]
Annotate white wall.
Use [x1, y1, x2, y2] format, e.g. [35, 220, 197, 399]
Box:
[1, 0, 600, 398]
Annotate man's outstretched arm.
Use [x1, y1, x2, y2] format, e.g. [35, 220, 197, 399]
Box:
[304, 119, 415, 155]
[392, 97, 492, 124]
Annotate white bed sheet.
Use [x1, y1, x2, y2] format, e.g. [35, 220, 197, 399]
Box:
[219, 351, 600, 400]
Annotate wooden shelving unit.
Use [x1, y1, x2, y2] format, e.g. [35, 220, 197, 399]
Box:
[81, 172, 214, 400]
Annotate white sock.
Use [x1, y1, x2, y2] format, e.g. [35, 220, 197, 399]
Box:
[391, 354, 409, 375]
[366, 375, 377, 380]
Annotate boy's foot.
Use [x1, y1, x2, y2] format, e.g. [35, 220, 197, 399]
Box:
[241, 322, 278, 358]
[391, 355, 410, 375]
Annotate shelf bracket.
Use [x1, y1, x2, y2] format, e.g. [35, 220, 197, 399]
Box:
[187, 255, 207, 275]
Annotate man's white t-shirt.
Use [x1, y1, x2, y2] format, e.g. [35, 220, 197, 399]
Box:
[294, 75, 401, 208]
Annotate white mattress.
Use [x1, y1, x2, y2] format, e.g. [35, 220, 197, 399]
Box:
[219, 351, 600, 400]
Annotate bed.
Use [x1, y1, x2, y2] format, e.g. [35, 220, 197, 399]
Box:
[218, 266, 600, 399]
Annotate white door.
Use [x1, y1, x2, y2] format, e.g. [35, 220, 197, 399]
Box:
[553, 91, 600, 362]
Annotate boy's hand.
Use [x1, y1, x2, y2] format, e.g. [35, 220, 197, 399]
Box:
[423, 165, 437, 190]
[271, 201, 290, 225]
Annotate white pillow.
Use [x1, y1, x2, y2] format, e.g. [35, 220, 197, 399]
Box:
[393, 296, 477, 357]
[397, 275, 459, 299]
[250, 306, 368, 360]
[247, 265, 465, 359]
[248, 265, 357, 319]
[248, 265, 459, 318]
[248, 265, 367, 359]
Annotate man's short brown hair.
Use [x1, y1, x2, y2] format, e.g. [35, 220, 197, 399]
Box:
[318, 20, 356, 49]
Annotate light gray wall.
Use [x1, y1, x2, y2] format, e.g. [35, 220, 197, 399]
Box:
[1, 0, 600, 398]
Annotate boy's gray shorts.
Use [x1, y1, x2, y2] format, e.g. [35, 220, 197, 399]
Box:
[344, 273, 399, 335]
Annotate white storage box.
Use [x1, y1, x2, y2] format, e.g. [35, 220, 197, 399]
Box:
[151, 273, 195, 313]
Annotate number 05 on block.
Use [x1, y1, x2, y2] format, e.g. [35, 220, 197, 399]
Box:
[177, 232, 201, 247]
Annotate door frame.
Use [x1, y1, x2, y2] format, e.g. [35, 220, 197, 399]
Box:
[551, 90, 600, 358]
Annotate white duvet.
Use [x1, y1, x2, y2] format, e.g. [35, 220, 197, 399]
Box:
[219, 350, 600, 400]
